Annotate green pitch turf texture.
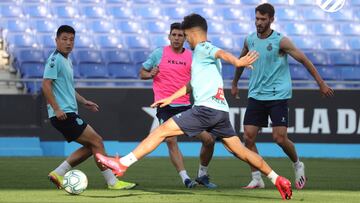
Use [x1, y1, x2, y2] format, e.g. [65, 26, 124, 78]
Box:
[0, 157, 359, 203]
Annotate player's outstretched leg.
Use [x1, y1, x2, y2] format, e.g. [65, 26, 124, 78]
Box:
[221, 136, 292, 200]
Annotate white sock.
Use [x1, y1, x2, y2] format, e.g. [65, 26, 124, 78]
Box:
[179, 170, 190, 183]
[198, 164, 208, 177]
[119, 152, 138, 167]
[251, 171, 262, 180]
[294, 159, 301, 167]
[101, 169, 118, 186]
[267, 170, 279, 185]
[54, 161, 72, 176]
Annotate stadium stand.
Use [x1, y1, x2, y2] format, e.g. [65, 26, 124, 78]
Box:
[0, 0, 358, 93]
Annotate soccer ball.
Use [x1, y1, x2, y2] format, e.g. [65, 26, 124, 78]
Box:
[63, 170, 88, 195]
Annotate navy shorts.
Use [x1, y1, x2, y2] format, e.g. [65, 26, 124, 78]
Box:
[50, 113, 88, 142]
[243, 97, 289, 127]
[156, 105, 191, 124]
[172, 105, 236, 138]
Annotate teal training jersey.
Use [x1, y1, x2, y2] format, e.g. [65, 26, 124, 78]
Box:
[246, 31, 292, 100]
[142, 48, 163, 70]
[191, 42, 229, 112]
[43, 50, 77, 118]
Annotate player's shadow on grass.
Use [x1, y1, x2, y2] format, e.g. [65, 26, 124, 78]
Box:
[83, 189, 194, 199]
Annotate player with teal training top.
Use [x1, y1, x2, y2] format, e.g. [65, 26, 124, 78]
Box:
[96, 13, 293, 200]
[231, 3, 334, 190]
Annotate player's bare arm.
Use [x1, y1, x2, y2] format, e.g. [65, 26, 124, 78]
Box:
[280, 37, 334, 97]
[42, 79, 67, 120]
[231, 40, 250, 98]
[140, 66, 159, 80]
[75, 92, 99, 112]
[215, 48, 258, 69]
[151, 83, 191, 108]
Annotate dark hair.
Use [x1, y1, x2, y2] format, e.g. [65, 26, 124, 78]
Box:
[56, 25, 75, 38]
[255, 3, 275, 18]
[170, 22, 182, 33]
[181, 13, 207, 32]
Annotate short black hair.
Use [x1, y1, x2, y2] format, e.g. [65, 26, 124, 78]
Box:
[56, 25, 75, 38]
[170, 22, 182, 34]
[255, 3, 275, 18]
[181, 13, 207, 32]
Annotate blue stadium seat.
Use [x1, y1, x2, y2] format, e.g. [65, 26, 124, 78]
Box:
[107, 6, 133, 19]
[76, 50, 103, 64]
[32, 19, 58, 33]
[210, 36, 234, 50]
[222, 64, 235, 80]
[317, 67, 340, 80]
[95, 35, 125, 49]
[79, 63, 109, 78]
[328, 9, 353, 21]
[186, 0, 207, 4]
[6, 34, 38, 49]
[158, 0, 178, 4]
[267, 0, 289, 4]
[341, 67, 360, 80]
[51, 5, 80, 18]
[21, 63, 44, 78]
[25, 81, 42, 94]
[221, 7, 253, 21]
[88, 20, 116, 33]
[347, 38, 360, 50]
[228, 22, 253, 35]
[103, 50, 131, 64]
[320, 37, 347, 50]
[282, 23, 308, 36]
[304, 52, 329, 65]
[115, 21, 143, 33]
[80, 5, 106, 19]
[38, 34, 56, 48]
[293, 0, 315, 5]
[134, 6, 163, 19]
[59, 20, 87, 33]
[288, 56, 300, 65]
[290, 65, 311, 80]
[208, 21, 227, 34]
[108, 64, 138, 79]
[340, 23, 360, 36]
[144, 21, 168, 34]
[213, 0, 239, 4]
[3, 19, 29, 33]
[74, 35, 95, 49]
[23, 4, 51, 18]
[16, 49, 44, 65]
[164, 6, 187, 20]
[310, 23, 338, 36]
[150, 35, 169, 48]
[302, 8, 327, 21]
[276, 8, 300, 21]
[292, 37, 320, 50]
[191, 7, 220, 20]
[241, 0, 261, 5]
[329, 52, 357, 66]
[131, 50, 151, 64]
[72, 65, 81, 79]
[124, 36, 150, 49]
[0, 4, 23, 17]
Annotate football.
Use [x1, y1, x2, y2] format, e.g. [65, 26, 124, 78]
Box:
[63, 170, 88, 195]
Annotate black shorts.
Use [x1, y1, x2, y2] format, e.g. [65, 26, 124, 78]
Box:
[156, 105, 191, 124]
[172, 105, 236, 138]
[50, 113, 88, 142]
[244, 97, 289, 127]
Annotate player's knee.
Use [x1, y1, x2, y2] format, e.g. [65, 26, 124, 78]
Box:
[165, 137, 177, 146]
[273, 134, 286, 145]
[91, 136, 104, 149]
[201, 136, 215, 148]
[243, 133, 256, 146]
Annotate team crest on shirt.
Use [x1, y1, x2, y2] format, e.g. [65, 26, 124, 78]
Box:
[211, 88, 226, 105]
[267, 43, 273, 51]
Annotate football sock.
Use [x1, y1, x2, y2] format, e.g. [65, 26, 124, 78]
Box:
[198, 164, 208, 177]
[54, 161, 72, 176]
[267, 170, 279, 185]
[294, 159, 301, 167]
[251, 171, 262, 180]
[101, 169, 118, 186]
[119, 152, 137, 167]
[179, 170, 191, 184]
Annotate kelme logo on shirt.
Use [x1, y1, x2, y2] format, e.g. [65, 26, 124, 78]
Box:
[76, 118, 84, 126]
[267, 43, 273, 51]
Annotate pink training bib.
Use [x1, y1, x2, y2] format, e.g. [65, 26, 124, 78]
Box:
[153, 45, 192, 105]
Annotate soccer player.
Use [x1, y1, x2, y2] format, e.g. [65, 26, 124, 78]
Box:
[42, 25, 136, 190]
[231, 3, 334, 189]
[96, 14, 293, 200]
[140, 22, 216, 188]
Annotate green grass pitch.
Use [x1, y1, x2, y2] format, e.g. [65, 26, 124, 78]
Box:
[0, 157, 359, 203]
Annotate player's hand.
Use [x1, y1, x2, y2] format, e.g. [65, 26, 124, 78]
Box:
[83, 100, 99, 112]
[55, 109, 67, 120]
[231, 81, 240, 99]
[237, 51, 259, 69]
[151, 98, 172, 108]
[150, 66, 160, 78]
[319, 82, 334, 97]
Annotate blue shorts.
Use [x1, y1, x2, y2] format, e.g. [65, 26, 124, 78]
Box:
[244, 97, 289, 127]
[172, 105, 236, 138]
[156, 105, 191, 124]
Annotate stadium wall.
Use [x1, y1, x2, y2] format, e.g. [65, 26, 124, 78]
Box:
[0, 88, 359, 158]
